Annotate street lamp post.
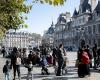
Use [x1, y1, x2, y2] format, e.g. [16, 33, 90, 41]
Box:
[10, 33, 11, 48]
[75, 27, 85, 48]
[20, 32, 21, 48]
[62, 24, 64, 44]
[61, 23, 65, 44]
[72, 28, 77, 49]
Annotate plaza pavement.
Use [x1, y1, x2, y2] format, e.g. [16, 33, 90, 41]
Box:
[0, 52, 100, 80]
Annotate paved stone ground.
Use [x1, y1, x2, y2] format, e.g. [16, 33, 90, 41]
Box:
[0, 52, 100, 80]
[0, 54, 7, 80]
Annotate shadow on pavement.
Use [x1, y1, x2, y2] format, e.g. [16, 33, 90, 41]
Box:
[21, 73, 55, 79]
[21, 69, 78, 80]
[21, 74, 79, 80]
[21, 65, 79, 80]
[42, 76, 78, 80]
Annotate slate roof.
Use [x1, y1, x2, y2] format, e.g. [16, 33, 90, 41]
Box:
[73, 8, 79, 17]
[59, 15, 66, 23]
[94, 1, 100, 14]
[46, 27, 55, 34]
[82, 0, 91, 13]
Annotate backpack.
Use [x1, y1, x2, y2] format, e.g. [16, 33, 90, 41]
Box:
[82, 51, 90, 64]
[16, 57, 21, 65]
[3, 65, 8, 73]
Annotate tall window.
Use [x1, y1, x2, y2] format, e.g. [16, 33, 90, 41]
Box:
[98, 24, 100, 33]
[88, 26, 92, 34]
[93, 25, 96, 34]
[83, 17, 85, 22]
[98, 39, 100, 46]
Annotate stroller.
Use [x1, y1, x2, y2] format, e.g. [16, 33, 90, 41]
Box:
[54, 56, 68, 75]
[41, 55, 50, 75]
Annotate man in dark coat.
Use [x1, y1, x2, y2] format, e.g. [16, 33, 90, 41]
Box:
[10, 47, 21, 80]
[56, 44, 64, 76]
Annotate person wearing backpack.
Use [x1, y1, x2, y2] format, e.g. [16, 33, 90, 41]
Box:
[56, 44, 65, 76]
[81, 47, 91, 77]
[77, 46, 90, 78]
[3, 60, 11, 80]
[77, 47, 84, 78]
[10, 47, 21, 80]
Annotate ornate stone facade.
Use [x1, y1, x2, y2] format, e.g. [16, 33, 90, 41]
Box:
[54, 0, 100, 50]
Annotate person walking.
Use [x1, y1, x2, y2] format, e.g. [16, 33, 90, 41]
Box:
[83, 47, 91, 76]
[56, 44, 65, 76]
[3, 60, 11, 80]
[10, 47, 21, 80]
[77, 46, 90, 78]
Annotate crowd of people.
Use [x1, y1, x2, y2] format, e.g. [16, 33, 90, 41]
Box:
[1, 42, 100, 80]
[1, 44, 68, 80]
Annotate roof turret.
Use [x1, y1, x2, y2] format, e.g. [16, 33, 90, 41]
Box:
[73, 8, 79, 17]
[94, 0, 100, 14]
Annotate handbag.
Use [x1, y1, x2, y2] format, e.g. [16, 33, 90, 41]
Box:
[16, 57, 21, 65]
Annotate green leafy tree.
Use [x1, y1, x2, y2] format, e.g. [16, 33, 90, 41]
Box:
[33, 0, 66, 6]
[0, 0, 32, 37]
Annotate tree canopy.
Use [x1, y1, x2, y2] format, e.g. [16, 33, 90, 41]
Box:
[0, 0, 32, 36]
[34, 0, 66, 6]
[0, 0, 66, 37]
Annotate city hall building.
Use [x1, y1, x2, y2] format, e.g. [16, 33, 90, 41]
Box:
[54, 0, 100, 50]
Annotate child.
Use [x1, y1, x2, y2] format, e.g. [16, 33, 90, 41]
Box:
[3, 60, 11, 80]
[26, 61, 33, 80]
[41, 56, 50, 75]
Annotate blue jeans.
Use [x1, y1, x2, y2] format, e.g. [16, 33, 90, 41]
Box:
[5, 72, 11, 80]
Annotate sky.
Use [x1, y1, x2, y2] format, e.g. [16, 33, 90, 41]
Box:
[18, 0, 80, 36]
